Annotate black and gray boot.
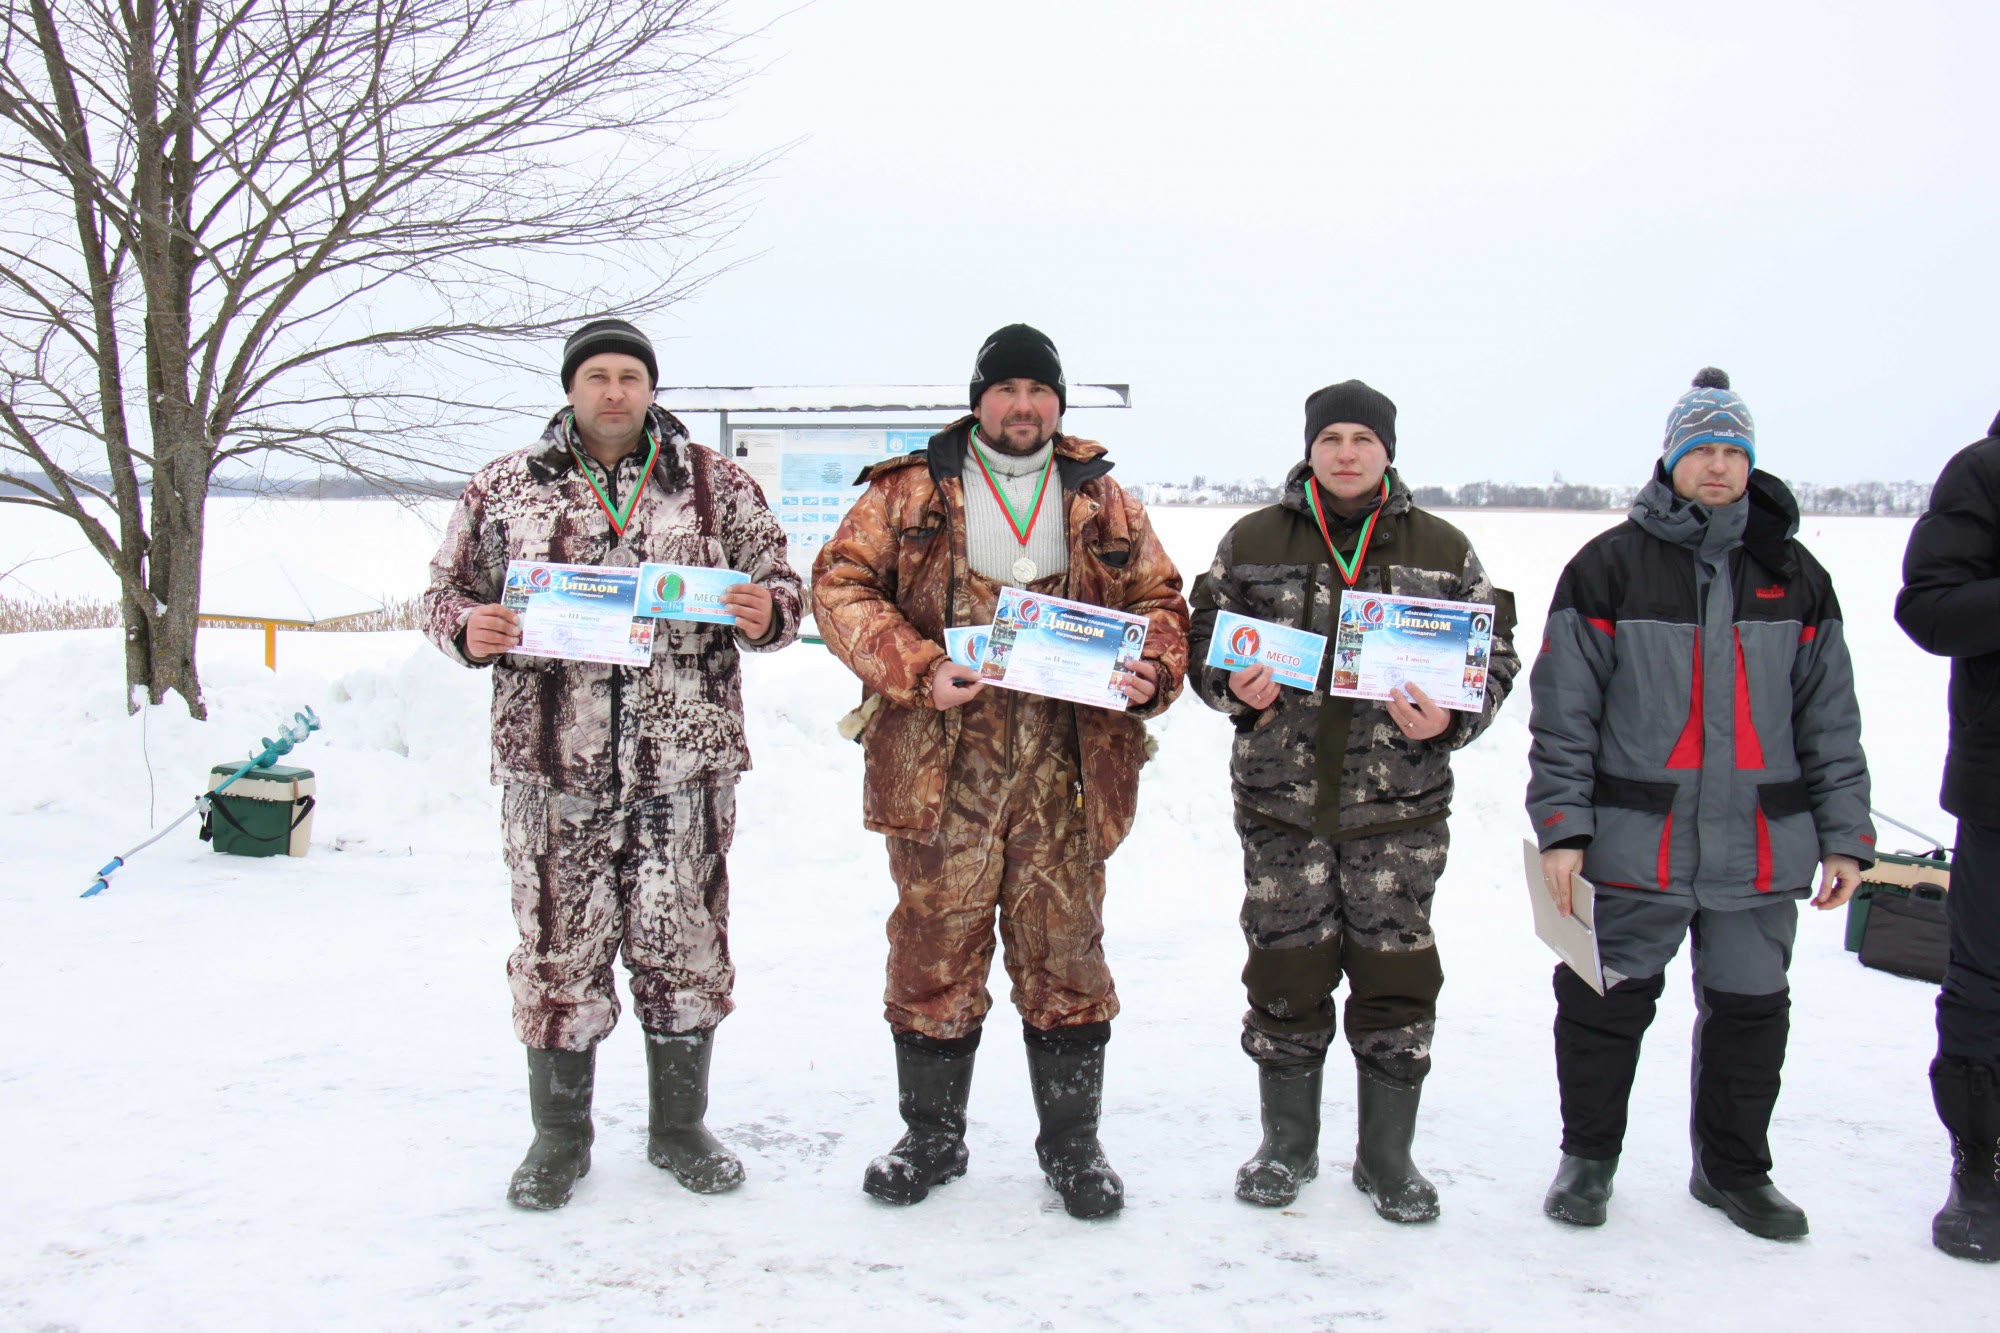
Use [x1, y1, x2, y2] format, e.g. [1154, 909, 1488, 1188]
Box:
[863, 1029, 979, 1205]
[508, 1046, 595, 1210]
[1543, 1153, 1618, 1227]
[1689, 987, 1804, 1240]
[1932, 1056, 2000, 1261]
[1026, 1022, 1123, 1219]
[644, 1028, 745, 1194]
[1236, 1061, 1323, 1206]
[1351, 1055, 1439, 1223]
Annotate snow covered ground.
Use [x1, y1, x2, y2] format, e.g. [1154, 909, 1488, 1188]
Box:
[0, 499, 1980, 1330]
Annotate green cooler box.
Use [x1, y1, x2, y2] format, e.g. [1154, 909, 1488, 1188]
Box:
[1844, 850, 1950, 982]
[204, 764, 316, 858]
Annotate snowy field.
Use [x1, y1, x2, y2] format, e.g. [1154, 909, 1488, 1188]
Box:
[0, 496, 1977, 1330]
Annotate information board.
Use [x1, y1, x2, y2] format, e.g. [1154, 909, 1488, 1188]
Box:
[733, 428, 933, 560]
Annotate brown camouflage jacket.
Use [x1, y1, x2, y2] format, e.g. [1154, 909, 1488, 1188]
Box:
[811, 418, 1191, 861]
[423, 406, 802, 799]
[1189, 463, 1520, 841]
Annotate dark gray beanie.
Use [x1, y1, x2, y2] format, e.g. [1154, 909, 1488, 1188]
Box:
[562, 318, 657, 391]
[969, 324, 1066, 413]
[1303, 381, 1397, 460]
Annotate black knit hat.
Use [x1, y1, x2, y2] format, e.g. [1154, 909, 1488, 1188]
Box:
[1303, 380, 1397, 460]
[561, 318, 658, 391]
[969, 324, 1065, 413]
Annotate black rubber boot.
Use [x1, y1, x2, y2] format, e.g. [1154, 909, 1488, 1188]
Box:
[1690, 1167, 1808, 1240]
[863, 1030, 979, 1205]
[644, 1028, 745, 1194]
[507, 1046, 595, 1210]
[1026, 1022, 1123, 1220]
[1543, 1153, 1618, 1227]
[1235, 1061, 1323, 1206]
[1932, 1056, 2000, 1261]
[1351, 1056, 1439, 1223]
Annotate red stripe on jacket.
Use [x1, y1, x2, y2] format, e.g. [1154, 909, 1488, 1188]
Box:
[1734, 627, 1765, 769]
[1658, 811, 1675, 891]
[1667, 630, 1703, 769]
[1754, 808, 1773, 892]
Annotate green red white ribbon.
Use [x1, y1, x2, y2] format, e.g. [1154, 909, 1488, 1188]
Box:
[968, 425, 1054, 548]
[1305, 477, 1390, 587]
[570, 424, 662, 536]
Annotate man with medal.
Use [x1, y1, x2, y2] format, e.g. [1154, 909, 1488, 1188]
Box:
[1188, 380, 1519, 1222]
[812, 324, 1190, 1219]
[423, 319, 803, 1210]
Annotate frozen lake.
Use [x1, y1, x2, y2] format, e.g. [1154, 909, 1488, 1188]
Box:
[0, 494, 1971, 1329]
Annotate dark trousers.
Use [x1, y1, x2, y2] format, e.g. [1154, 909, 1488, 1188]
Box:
[1939, 819, 2000, 1062]
[1553, 964, 1791, 1188]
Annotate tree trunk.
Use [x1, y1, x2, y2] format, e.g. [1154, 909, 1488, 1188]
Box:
[142, 432, 209, 718]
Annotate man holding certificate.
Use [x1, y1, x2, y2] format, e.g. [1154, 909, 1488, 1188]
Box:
[1188, 380, 1519, 1223]
[1527, 369, 1872, 1240]
[813, 324, 1189, 1220]
[423, 319, 803, 1211]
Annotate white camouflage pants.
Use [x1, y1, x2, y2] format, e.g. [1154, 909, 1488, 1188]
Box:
[502, 780, 736, 1050]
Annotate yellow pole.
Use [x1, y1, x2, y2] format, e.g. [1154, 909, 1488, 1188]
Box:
[264, 621, 277, 671]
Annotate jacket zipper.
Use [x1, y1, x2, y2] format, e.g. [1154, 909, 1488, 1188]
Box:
[603, 453, 624, 803]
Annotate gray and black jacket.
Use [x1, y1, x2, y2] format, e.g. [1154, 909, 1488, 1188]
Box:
[1527, 471, 1874, 908]
[1190, 463, 1520, 842]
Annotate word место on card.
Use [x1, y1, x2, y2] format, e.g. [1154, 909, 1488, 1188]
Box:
[1206, 610, 1328, 691]
[635, 563, 750, 624]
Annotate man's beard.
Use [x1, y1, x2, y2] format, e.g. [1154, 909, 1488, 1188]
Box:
[984, 417, 1053, 456]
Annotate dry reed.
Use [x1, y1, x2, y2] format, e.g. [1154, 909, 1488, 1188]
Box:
[1, 594, 423, 634]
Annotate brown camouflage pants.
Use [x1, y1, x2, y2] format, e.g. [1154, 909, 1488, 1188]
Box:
[882, 660, 1117, 1040]
[1236, 814, 1449, 1073]
[502, 780, 735, 1051]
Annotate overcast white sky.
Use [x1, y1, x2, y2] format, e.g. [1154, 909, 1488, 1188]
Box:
[642, 0, 2000, 486]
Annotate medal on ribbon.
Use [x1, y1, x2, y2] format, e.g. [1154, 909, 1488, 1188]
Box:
[969, 426, 1054, 581]
[570, 420, 663, 537]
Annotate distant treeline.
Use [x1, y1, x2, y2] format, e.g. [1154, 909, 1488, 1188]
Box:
[0, 473, 462, 500]
[6, 473, 1935, 515]
[1131, 477, 1934, 516]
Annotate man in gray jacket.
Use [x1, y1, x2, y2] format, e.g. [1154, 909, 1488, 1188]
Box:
[1526, 369, 1872, 1240]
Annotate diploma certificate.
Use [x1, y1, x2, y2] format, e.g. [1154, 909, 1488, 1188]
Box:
[636, 563, 749, 624]
[1328, 591, 1496, 713]
[503, 561, 654, 667]
[1206, 610, 1329, 691]
[981, 588, 1149, 711]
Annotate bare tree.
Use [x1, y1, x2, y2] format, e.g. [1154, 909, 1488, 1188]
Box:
[0, 0, 767, 715]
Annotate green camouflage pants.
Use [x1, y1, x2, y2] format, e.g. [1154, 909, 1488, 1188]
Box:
[1235, 814, 1448, 1073]
[502, 780, 735, 1051]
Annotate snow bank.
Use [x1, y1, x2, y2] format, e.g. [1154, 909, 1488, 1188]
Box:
[0, 505, 1975, 1330]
